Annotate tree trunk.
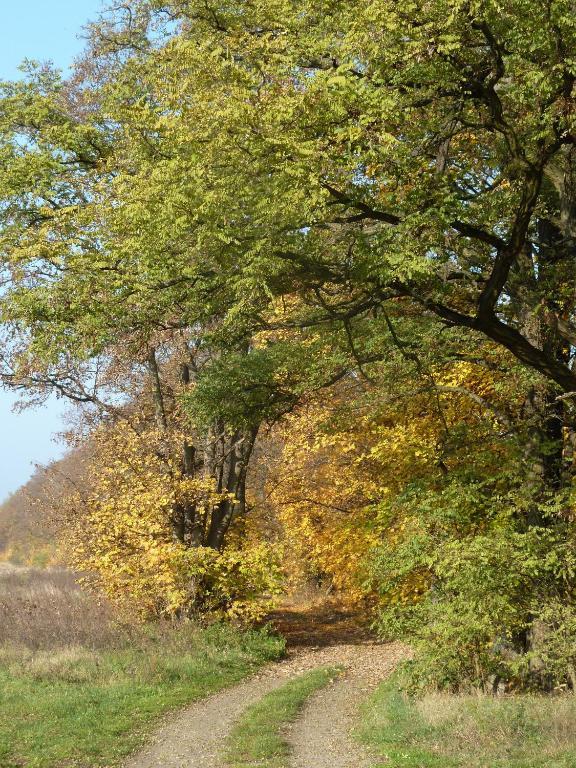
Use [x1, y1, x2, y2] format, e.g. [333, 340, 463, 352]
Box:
[147, 348, 168, 431]
[206, 426, 258, 550]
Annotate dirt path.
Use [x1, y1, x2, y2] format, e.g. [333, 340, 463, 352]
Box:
[125, 602, 407, 768]
[285, 644, 406, 768]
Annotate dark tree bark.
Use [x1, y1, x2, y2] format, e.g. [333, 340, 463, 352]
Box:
[206, 426, 258, 550]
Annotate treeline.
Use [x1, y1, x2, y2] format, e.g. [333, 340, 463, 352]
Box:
[1, 0, 576, 692]
[0, 456, 79, 565]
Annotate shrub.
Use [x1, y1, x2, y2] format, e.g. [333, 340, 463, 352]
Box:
[369, 479, 576, 692]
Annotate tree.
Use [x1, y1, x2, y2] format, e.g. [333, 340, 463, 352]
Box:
[2, 0, 576, 682]
[0, 59, 268, 556]
[60, 414, 282, 619]
[55, 0, 576, 493]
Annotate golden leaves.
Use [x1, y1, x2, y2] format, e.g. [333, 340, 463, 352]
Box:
[60, 418, 280, 620]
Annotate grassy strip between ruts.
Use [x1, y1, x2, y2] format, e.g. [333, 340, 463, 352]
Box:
[0, 623, 284, 768]
[359, 676, 576, 768]
[224, 666, 341, 768]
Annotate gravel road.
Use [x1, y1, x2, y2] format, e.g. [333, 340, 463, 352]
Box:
[124, 641, 407, 768]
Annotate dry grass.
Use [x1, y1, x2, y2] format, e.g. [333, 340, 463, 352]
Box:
[0, 565, 127, 649]
[415, 692, 576, 759]
[0, 644, 101, 682]
[362, 678, 576, 767]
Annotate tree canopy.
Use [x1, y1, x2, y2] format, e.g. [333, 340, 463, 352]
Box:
[2, 0, 576, 690]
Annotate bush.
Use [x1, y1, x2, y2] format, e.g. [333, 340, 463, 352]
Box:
[369, 479, 576, 692]
[177, 544, 285, 622]
[62, 422, 284, 621]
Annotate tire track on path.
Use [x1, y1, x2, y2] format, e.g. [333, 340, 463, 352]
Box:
[285, 644, 407, 768]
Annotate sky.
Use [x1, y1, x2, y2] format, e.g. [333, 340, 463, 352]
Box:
[0, 1, 105, 501]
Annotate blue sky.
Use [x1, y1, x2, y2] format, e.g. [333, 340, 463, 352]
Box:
[1, 1, 105, 81]
[0, 1, 104, 501]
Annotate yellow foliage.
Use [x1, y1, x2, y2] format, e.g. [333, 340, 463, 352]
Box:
[268, 393, 385, 604]
[56, 345, 514, 619]
[268, 354, 515, 607]
[61, 419, 282, 620]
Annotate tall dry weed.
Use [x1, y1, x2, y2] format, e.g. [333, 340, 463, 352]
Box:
[416, 691, 576, 758]
[0, 566, 128, 649]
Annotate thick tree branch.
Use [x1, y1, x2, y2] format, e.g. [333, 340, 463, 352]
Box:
[322, 183, 507, 249]
[477, 170, 543, 317]
[391, 285, 576, 392]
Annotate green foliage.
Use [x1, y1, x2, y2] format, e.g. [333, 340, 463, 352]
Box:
[370, 475, 576, 691]
[4, 0, 576, 403]
[536, 602, 576, 689]
[184, 338, 353, 429]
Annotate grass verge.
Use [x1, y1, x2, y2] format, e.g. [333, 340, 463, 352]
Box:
[0, 623, 284, 768]
[225, 666, 340, 768]
[359, 676, 576, 768]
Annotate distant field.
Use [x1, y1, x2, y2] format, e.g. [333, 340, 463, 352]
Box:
[0, 565, 118, 649]
[0, 567, 285, 768]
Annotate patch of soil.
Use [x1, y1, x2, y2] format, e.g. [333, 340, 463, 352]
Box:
[266, 599, 375, 648]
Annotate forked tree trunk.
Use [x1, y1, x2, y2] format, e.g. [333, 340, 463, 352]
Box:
[205, 426, 258, 550]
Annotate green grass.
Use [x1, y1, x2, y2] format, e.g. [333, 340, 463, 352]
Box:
[0, 623, 284, 768]
[224, 666, 340, 768]
[359, 677, 576, 768]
